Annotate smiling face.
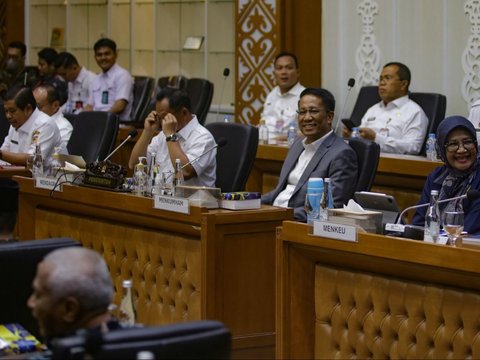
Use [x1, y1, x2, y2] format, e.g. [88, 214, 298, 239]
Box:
[274, 55, 299, 94]
[94, 46, 117, 73]
[444, 128, 478, 171]
[297, 94, 333, 144]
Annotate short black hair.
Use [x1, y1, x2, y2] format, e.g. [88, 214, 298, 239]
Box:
[8, 41, 26, 57]
[383, 61, 411, 87]
[274, 51, 299, 69]
[5, 85, 36, 111]
[94, 38, 117, 53]
[156, 88, 191, 113]
[299, 88, 336, 112]
[38, 48, 58, 65]
[54, 52, 79, 69]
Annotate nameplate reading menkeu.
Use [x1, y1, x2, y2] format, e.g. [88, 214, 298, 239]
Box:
[153, 195, 190, 214]
[313, 221, 357, 242]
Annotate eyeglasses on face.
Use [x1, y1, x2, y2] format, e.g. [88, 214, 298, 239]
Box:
[444, 138, 477, 153]
[296, 108, 326, 117]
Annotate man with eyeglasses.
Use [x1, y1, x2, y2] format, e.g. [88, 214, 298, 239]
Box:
[343, 62, 428, 154]
[261, 51, 305, 143]
[128, 87, 216, 187]
[262, 88, 358, 221]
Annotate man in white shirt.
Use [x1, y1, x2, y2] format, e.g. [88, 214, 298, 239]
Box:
[343, 62, 428, 154]
[54, 52, 96, 114]
[33, 84, 73, 149]
[261, 52, 305, 142]
[129, 88, 216, 187]
[84, 38, 133, 121]
[0, 85, 61, 166]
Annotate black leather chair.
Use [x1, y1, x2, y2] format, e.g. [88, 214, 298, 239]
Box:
[51, 320, 231, 360]
[0, 238, 81, 339]
[205, 122, 258, 192]
[345, 86, 381, 127]
[0, 103, 9, 146]
[348, 137, 380, 192]
[409, 92, 447, 155]
[157, 75, 189, 91]
[67, 111, 119, 163]
[124, 76, 155, 126]
[186, 78, 214, 125]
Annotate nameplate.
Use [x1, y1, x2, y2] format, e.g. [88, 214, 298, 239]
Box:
[153, 195, 190, 214]
[313, 221, 357, 242]
[385, 223, 405, 232]
[35, 176, 62, 192]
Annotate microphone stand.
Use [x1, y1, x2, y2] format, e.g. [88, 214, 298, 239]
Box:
[334, 82, 354, 134]
[181, 144, 218, 170]
[104, 132, 137, 161]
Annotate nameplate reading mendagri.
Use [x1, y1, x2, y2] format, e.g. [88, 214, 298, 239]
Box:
[313, 221, 357, 242]
[153, 195, 190, 214]
[35, 176, 63, 192]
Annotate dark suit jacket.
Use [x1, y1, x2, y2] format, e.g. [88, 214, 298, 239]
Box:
[262, 132, 358, 221]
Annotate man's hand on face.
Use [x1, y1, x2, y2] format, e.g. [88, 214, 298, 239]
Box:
[144, 111, 161, 133]
[162, 113, 178, 137]
[359, 127, 376, 141]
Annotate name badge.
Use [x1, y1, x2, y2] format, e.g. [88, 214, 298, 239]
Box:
[313, 221, 357, 242]
[10, 139, 18, 144]
[101, 91, 109, 104]
[154, 195, 190, 214]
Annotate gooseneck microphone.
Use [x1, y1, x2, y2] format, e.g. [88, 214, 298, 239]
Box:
[181, 138, 227, 169]
[103, 130, 138, 161]
[216, 68, 230, 122]
[395, 190, 480, 224]
[334, 78, 355, 134]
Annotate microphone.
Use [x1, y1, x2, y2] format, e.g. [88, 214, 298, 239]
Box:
[334, 77, 355, 134]
[103, 130, 138, 161]
[216, 68, 230, 122]
[181, 138, 227, 169]
[395, 190, 480, 225]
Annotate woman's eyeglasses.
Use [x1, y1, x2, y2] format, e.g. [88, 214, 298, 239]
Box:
[444, 139, 477, 153]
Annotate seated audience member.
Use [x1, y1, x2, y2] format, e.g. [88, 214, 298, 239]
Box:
[262, 87, 358, 221]
[27, 247, 118, 343]
[0, 41, 37, 97]
[84, 38, 133, 121]
[128, 88, 216, 187]
[0, 178, 18, 242]
[0, 85, 61, 166]
[32, 48, 68, 106]
[54, 51, 96, 114]
[343, 62, 428, 154]
[412, 116, 480, 234]
[261, 51, 305, 141]
[33, 84, 73, 148]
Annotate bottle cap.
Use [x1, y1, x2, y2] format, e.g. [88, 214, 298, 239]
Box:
[429, 133, 436, 138]
[307, 178, 324, 192]
[430, 190, 439, 195]
[122, 280, 132, 288]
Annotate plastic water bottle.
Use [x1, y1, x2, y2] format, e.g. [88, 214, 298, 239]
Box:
[287, 125, 296, 147]
[319, 178, 334, 221]
[258, 119, 269, 145]
[351, 127, 360, 138]
[118, 280, 136, 326]
[306, 178, 323, 224]
[426, 133, 437, 161]
[133, 157, 148, 196]
[223, 115, 230, 123]
[424, 189, 440, 243]
[32, 142, 44, 178]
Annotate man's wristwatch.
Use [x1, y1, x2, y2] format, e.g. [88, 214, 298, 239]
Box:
[165, 133, 179, 142]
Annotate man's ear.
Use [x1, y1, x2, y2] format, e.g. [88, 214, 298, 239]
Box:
[61, 296, 81, 323]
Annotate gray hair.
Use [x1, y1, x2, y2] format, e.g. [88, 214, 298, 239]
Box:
[43, 247, 113, 312]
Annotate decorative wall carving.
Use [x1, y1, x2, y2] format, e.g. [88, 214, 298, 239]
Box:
[355, 0, 381, 87]
[462, 0, 480, 106]
[236, 0, 278, 125]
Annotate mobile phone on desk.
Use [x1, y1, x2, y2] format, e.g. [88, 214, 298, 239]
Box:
[341, 118, 355, 130]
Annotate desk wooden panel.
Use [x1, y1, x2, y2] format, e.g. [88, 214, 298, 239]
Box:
[16, 176, 292, 359]
[0, 166, 30, 178]
[276, 221, 480, 359]
[246, 144, 442, 212]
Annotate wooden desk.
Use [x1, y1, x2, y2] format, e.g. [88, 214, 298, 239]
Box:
[276, 221, 480, 359]
[16, 176, 292, 359]
[246, 144, 442, 211]
[0, 165, 30, 178]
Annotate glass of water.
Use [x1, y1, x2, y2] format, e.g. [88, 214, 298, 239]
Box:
[443, 211, 464, 246]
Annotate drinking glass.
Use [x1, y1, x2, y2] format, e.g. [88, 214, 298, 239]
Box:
[161, 171, 174, 196]
[443, 211, 464, 246]
[305, 193, 321, 224]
